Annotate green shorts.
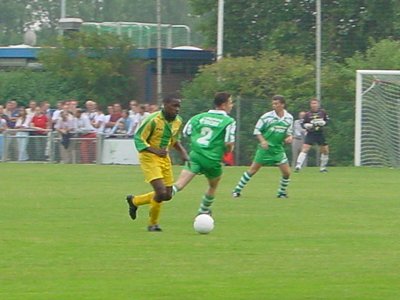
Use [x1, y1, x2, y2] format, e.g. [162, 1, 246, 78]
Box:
[184, 151, 223, 179]
[253, 148, 288, 166]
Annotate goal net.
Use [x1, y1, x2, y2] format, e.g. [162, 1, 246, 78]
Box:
[355, 70, 400, 167]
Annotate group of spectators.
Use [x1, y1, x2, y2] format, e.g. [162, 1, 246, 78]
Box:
[0, 99, 159, 163]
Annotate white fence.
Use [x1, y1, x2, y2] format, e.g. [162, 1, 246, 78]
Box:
[0, 130, 139, 165]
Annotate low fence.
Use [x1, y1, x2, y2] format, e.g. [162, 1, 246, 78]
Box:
[0, 130, 139, 165]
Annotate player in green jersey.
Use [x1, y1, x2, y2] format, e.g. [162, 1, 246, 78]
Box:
[172, 92, 236, 215]
[232, 95, 294, 198]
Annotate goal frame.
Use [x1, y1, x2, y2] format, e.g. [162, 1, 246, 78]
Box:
[355, 70, 400, 166]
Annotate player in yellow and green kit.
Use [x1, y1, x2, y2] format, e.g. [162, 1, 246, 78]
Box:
[232, 95, 293, 198]
[125, 95, 189, 232]
[171, 92, 236, 216]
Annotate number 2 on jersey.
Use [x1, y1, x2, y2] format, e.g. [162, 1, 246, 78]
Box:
[197, 127, 213, 146]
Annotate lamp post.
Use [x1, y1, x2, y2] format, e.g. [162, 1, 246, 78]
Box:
[217, 0, 224, 61]
[61, 0, 66, 18]
[59, 0, 66, 36]
[316, 0, 321, 102]
[156, 0, 163, 106]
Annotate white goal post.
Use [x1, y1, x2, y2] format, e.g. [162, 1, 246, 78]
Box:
[355, 70, 400, 167]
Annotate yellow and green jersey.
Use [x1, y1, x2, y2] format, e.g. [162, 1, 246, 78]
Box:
[134, 111, 183, 151]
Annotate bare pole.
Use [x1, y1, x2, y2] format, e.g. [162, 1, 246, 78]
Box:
[316, 0, 322, 102]
[217, 0, 224, 60]
[59, 0, 66, 36]
[156, 0, 163, 106]
[61, 0, 66, 18]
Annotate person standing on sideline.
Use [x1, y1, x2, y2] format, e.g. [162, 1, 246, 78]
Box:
[232, 95, 293, 198]
[55, 110, 77, 163]
[291, 111, 307, 168]
[14, 107, 31, 161]
[125, 95, 189, 232]
[295, 98, 329, 173]
[0, 106, 8, 160]
[170, 92, 235, 216]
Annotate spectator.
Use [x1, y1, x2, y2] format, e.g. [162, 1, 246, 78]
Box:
[131, 104, 150, 135]
[148, 103, 159, 113]
[14, 107, 31, 161]
[51, 101, 65, 129]
[103, 105, 114, 136]
[68, 99, 78, 114]
[291, 111, 307, 168]
[0, 106, 8, 160]
[91, 106, 106, 134]
[128, 100, 139, 117]
[0, 104, 10, 123]
[105, 103, 122, 130]
[75, 108, 97, 163]
[84, 100, 97, 123]
[25, 100, 37, 118]
[5, 100, 18, 128]
[110, 109, 132, 137]
[55, 110, 77, 163]
[4, 100, 19, 159]
[29, 106, 50, 161]
[40, 101, 53, 121]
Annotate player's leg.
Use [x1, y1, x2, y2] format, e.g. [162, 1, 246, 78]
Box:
[198, 175, 221, 215]
[319, 143, 329, 172]
[147, 158, 177, 231]
[277, 162, 291, 198]
[172, 157, 200, 195]
[291, 138, 301, 168]
[197, 161, 223, 214]
[295, 142, 312, 172]
[126, 154, 162, 207]
[125, 154, 166, 230]
[147, 178, 170, 231]
[232, 161, 262, 197]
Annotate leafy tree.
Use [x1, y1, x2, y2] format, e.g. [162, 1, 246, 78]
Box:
[0, 70, 69, 105]
[38, 32, 137, 107]
[189, 0, 400, 59]
[0, 0, 27, 45]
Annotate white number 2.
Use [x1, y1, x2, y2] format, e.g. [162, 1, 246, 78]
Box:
[197, 127, 213, 146]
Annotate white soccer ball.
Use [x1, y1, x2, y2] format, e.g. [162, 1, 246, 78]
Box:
[193, 214, 214, 234]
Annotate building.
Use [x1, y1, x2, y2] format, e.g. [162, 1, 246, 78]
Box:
[0, 45, 215, 103]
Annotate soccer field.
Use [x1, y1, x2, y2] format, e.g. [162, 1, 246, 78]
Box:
[1, 164, 399, 299]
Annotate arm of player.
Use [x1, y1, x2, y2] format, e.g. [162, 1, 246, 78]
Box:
[145, 146, 168, 157]
[256, 134, 268, 149]
[284, 135, 293, 144]
[225, 142, 235, 153]
[224, 121, 236, 153]
[173, 141, 190, 165]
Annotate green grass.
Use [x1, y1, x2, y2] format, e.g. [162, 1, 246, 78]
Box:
[1, 164, 400, 299]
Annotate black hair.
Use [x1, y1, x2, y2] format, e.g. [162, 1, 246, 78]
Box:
[214, 92, 231, 107]
[272, 95, 286, 105]
[163, 94, 180, 104]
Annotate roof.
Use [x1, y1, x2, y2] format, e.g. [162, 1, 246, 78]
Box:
[0, 46, 215, 61]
